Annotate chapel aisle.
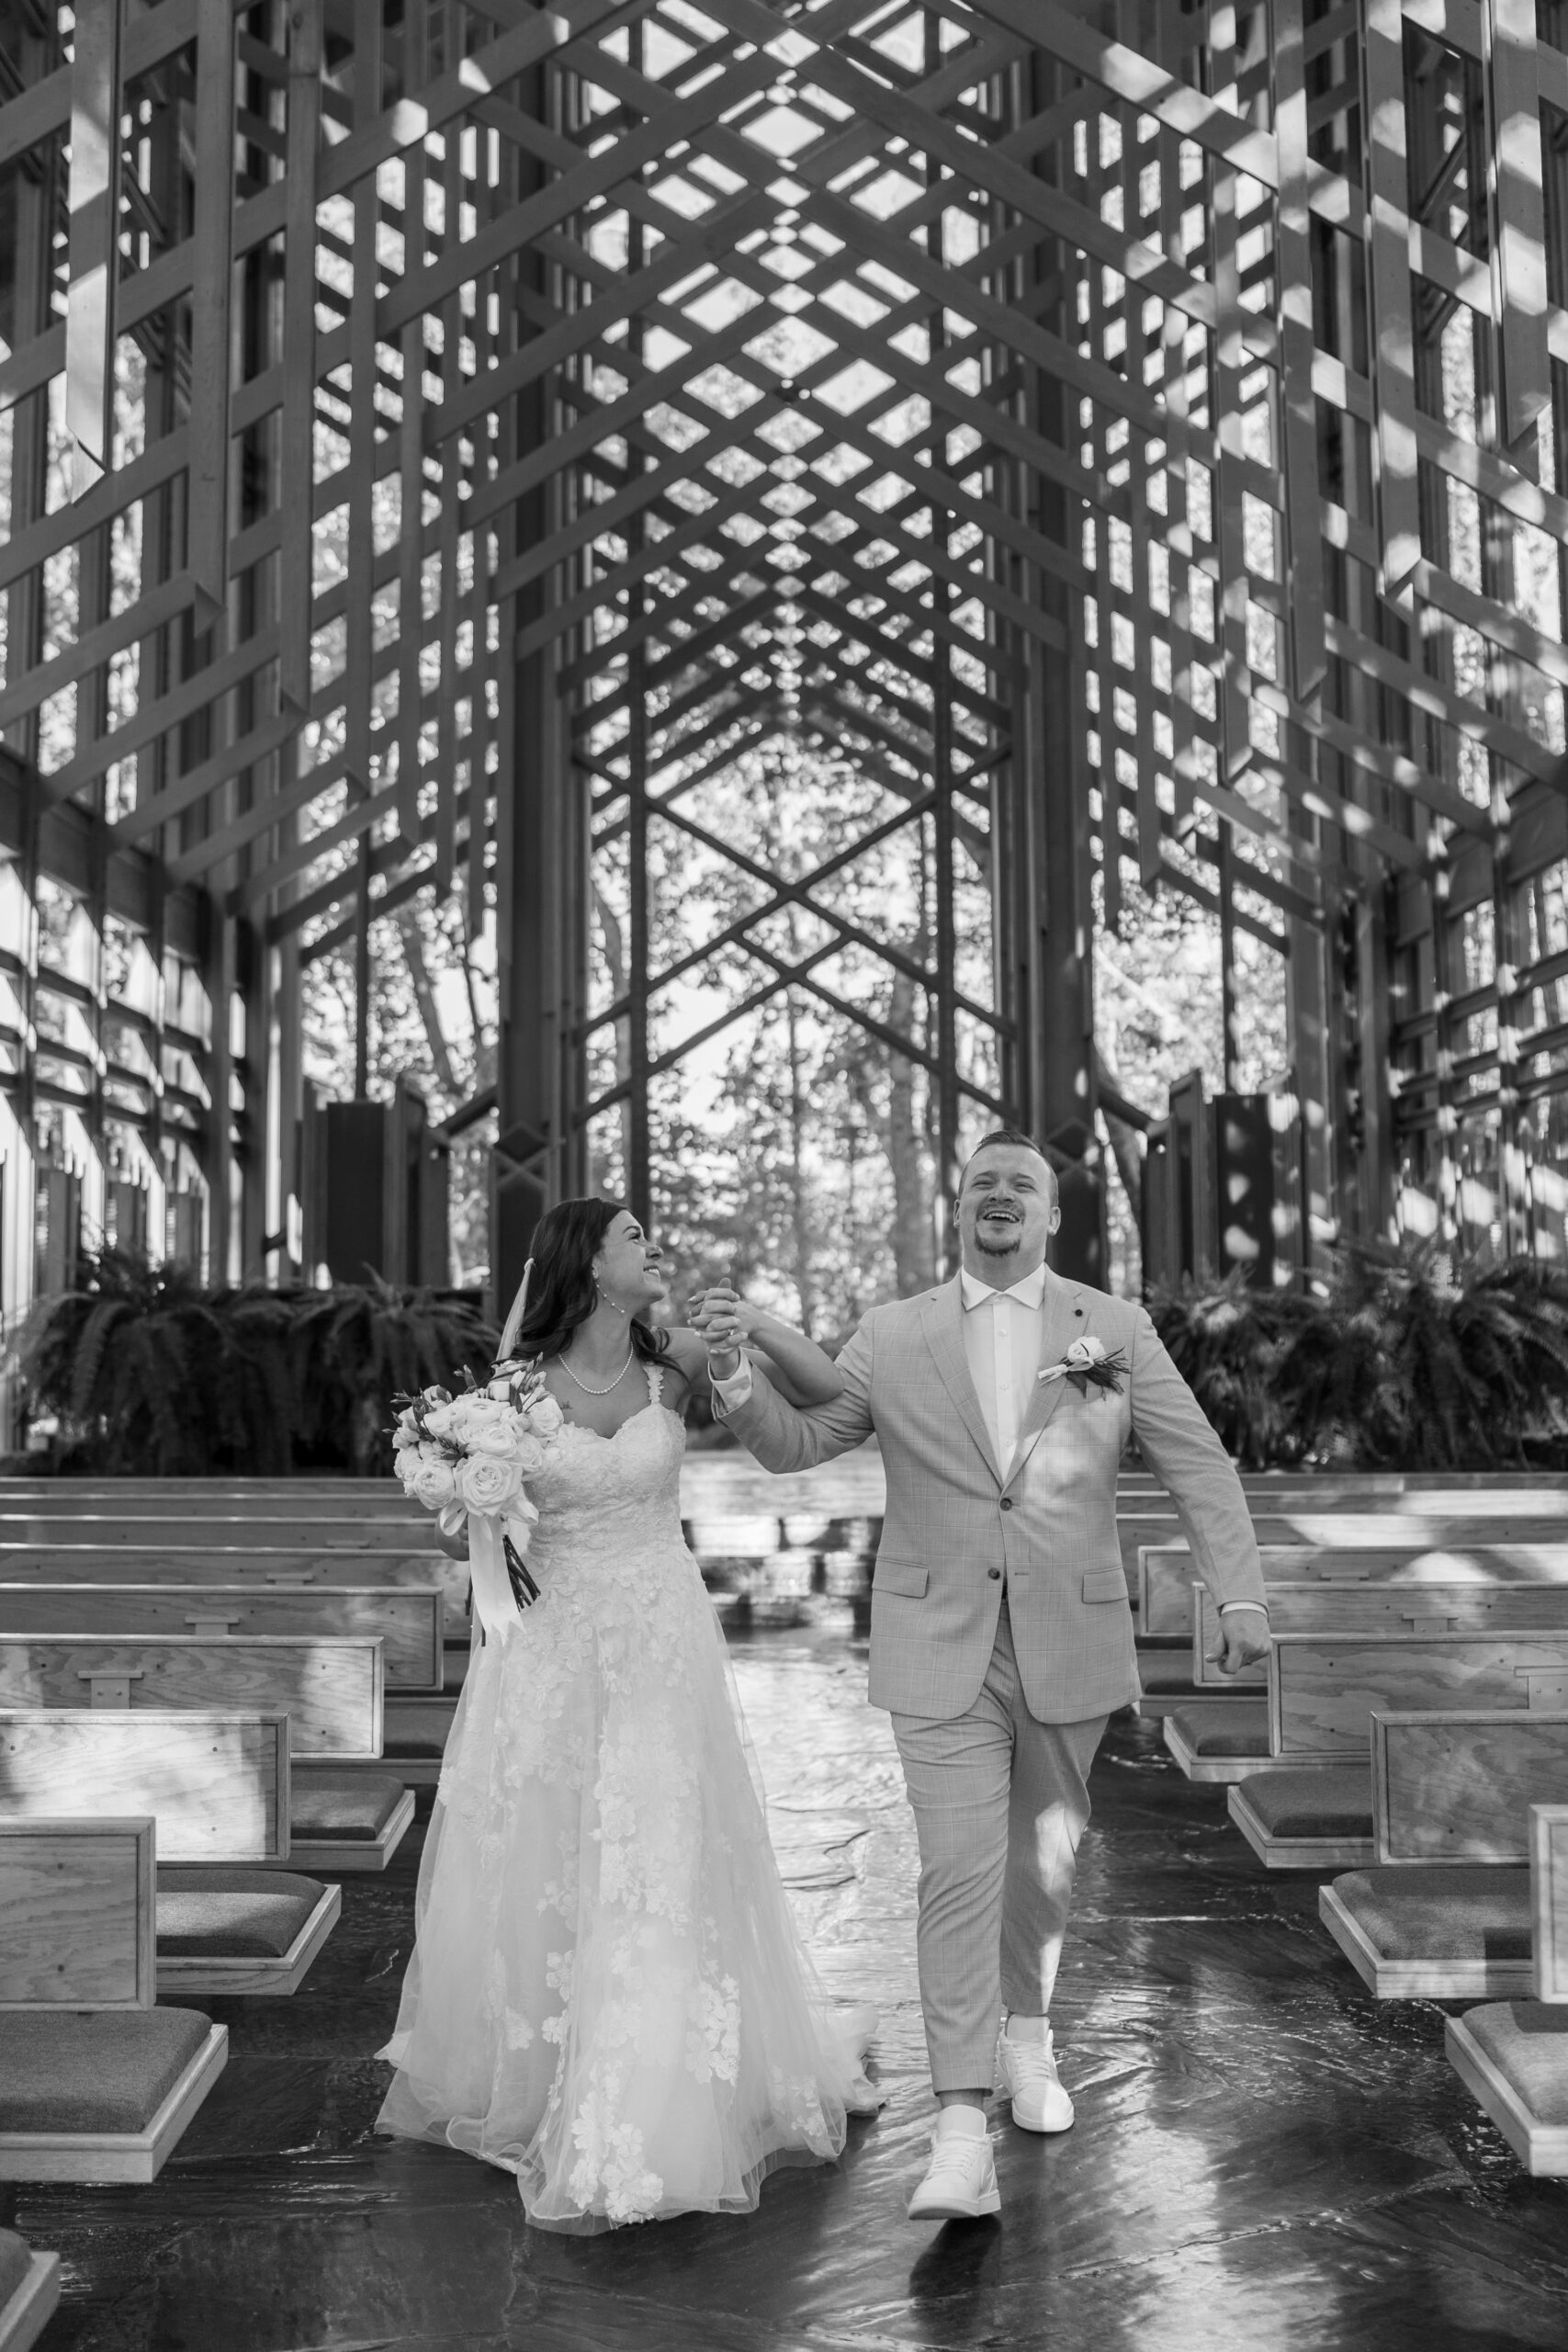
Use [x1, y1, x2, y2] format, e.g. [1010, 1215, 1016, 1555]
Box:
[7, 1605, 1567, 2349]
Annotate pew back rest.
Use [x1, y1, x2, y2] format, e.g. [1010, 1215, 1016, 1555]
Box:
[0, 1516, 430, 1552]
[1195, 1581, 1568, 1688]
[0, 1584, 443, 1691]
[1142, 1540, 1568, 1638]
[0, 1634, 383, 1758]
[1372, 1710, 1568, 1865]
[0, 1547, 443, 1588]
[0, 1710, 289, 1860]
[1534, 1803, 1568, 2003]
[1269, 1632, 1568, 1758]
[0, 1817, 155, 2008]
[1123, 1502, 1568, 1591]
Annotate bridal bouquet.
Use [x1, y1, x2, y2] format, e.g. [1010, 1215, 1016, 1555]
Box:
[392, 1361, 563, 1632]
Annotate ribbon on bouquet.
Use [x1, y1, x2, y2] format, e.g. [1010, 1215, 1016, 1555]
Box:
[466, 1510, 541, 1639]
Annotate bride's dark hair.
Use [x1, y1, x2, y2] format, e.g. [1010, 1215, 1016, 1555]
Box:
[512, 1197, 668, 1364]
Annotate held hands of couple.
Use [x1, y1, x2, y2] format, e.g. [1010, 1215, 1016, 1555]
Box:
[688, 1283, 748, 1381]
[1204, 1611, 1272, 1679]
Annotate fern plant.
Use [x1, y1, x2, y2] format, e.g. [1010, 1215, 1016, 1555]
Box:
[1280, 1238, 1568, 1470]
[1156, 1239, 1568, 1470]
[6, 1248, 497, 1477]
[1148, 1271, 1317, 1468]
[284, 1274, 498, 1474]
[6, 1246, 293, 1476]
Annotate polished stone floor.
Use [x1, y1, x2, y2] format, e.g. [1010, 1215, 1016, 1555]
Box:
[8, 1615, 1568, 2352]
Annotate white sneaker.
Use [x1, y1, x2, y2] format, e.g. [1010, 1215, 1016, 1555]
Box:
[907, 2129, 1001, 2221]
[997, 2026, 1075, 2132]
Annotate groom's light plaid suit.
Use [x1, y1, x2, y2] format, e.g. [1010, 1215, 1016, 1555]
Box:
[720, 1266, 1266, 2088]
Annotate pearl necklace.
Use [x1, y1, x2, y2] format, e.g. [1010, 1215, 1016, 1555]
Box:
[560, 1348, 635, 1396]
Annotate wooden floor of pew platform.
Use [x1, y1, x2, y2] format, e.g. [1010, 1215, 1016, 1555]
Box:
[9, 1629, 1568, 2351]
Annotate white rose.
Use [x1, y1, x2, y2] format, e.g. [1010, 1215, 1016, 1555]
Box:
[393, 1445, 421, 1485]
[457, 1451, 525, 1514]
[457, 1394, 513, 1438]
[410, 1456, 458, 1510]
[526, 1392, 565, 1438]
[1064, 1337, 1108, 1370]
[467, 1414, 522, 1460]
[423, 1401, 459, 1438]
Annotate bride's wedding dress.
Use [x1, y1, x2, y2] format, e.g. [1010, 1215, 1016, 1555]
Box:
[377, 1361, 871, 2231]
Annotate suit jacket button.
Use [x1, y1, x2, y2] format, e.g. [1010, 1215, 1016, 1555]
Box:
[987, 1567, 1001, 1580]
[999, 1497, 1013, 1511]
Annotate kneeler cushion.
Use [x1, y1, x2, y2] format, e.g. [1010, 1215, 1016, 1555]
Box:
[383, 1724, 447, 1760]
[0, 2228, 30, 2304]
[1332, 1868, 1533, 1961]
[1168, 1702, 1269, 1756]
[0, 2008, 211, 2134]
[1140, 1654, 1205, 1696]
[291, 1771, 403, 1839]
[1461, 2004, 1568, 2124]
[156, 1871, 321, 1958]
[1238, 1770, 1371, 1838]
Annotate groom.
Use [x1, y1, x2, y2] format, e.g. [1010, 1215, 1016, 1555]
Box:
[708, 1128, 1269, 2221]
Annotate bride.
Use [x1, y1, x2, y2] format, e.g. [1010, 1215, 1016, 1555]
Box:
[376, 1197, 877, 2231]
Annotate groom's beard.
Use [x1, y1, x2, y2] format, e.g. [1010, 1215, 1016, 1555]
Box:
[975, 1210, 1023, 1258]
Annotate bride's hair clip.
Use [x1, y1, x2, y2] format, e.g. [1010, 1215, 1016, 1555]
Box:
[498, 1255, 536, 1363]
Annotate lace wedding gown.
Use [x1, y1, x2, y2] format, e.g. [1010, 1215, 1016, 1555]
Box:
[376, 1362, 868, 2231]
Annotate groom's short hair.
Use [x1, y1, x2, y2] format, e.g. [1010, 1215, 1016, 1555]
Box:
[959, 1128, 1057, 1199]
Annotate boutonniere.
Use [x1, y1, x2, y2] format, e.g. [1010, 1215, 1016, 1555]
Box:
[1038, 1335, 1128, 1398]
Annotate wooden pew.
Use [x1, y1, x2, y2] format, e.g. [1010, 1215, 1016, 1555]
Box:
[0, 1542, 456, 1589]
[1316, 1713, 1568, 1998]
[1270, 1631, 1568, 1762]
[0, 1712, 340, 1995]
[0, 1467, 411, 1505]
[1164, 1572, 1568, 1781]
[1537, 1802, 1568, 2002]
[1141, 1532, 1568, 1638]
[0, 1815, 229, 2183]
[0, 1512, 436, 1551]
[1446, 1804, 1568, 2176]
[1122, 1498, 1568, 1600]
[0, 1581, 444, 1690]
[0, 2229, 59, 2351]
[1226, 1631, 1568, 1869]
[1122, 1473, 1568, 1496]
[0, 1633, 384, 1759]
[1191, 1579, 1568, 1690]
[1371, 1711, 1568, 1869]
[0, 1627, 424, 1848]
[0, 1707, 290, 1859]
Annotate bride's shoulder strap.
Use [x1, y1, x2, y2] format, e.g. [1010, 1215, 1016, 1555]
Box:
[644, 1355, 663, 1406]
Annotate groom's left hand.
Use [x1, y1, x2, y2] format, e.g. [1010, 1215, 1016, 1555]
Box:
[1205, 1611, 1271, 1678]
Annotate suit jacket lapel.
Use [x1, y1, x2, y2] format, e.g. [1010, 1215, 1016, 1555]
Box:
[1004, 1272, 1082, 1492]
[920, 1280, 1002, 1486]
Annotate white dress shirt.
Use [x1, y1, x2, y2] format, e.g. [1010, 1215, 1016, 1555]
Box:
[959, 1262, 1046, 1475]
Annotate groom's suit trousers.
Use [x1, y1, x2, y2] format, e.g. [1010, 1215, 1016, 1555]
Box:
[891, 1597, 1107, 2092]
